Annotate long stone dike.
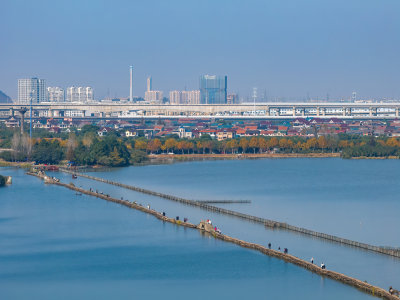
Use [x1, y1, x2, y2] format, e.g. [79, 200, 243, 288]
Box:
[60, 168, 400, 259]
[27, 171, 398, 300]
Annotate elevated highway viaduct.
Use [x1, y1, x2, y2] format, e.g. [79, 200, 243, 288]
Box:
[1, 103, 400, 119]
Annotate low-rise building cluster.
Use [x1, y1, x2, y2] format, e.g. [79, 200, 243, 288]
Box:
[4, 116, 400, 139]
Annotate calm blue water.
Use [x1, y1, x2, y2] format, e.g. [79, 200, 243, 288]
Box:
[53, 158, 400, 290]
[0, 167, 374, 299]
[84, 158, 400, 246]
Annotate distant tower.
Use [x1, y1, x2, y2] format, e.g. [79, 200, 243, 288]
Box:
[129, 65, 133, 102]
[252, 87, 258, 115]
[199, 75, 227, 104]
[147, 76, 152, 92]
[263, 89, 267, 102]
[352, 91, 357, 102]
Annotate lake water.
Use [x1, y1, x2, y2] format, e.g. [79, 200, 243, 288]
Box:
[0, 159, 397, 299]
[65, 158, 400, 289]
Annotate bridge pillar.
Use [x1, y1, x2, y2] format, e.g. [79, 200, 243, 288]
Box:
[18, 108, 28, 135]
[292, 106, 296, 117]
[316, 107, 320, 116]
[396, 108, 399, 117]
[53, 110, 60, 117]
[301, 109, 305, 117]
[9, 108, 14, 117]
[321, 108, 325, 116]
[369, 107, 377, 117]
[342, 107, 346, 117]
[265, 106, 269, 116]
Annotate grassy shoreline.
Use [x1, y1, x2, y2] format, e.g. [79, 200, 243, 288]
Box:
[1, 152, 399, 170]
[151, 153, 341, 160]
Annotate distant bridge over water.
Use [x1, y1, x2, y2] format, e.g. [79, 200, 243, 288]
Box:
[1, 103, 400, 119]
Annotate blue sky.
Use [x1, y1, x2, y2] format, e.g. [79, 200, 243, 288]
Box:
[1, 0, 399, 100]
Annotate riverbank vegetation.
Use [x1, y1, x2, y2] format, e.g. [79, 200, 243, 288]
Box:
[1, 125, 400, 166]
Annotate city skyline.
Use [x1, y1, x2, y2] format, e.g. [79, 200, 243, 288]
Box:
[11, 72, 400, 103]
[1, 0, 400, 101]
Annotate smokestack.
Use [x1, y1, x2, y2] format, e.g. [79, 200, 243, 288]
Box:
[147, 76, 152, 92]
[129, 65, 133, 102]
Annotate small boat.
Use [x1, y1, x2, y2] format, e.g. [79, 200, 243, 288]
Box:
[75, 192, 82, 196]
[72, 174, 78, 179]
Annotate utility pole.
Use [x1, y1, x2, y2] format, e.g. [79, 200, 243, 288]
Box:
[252, 87, 257, 116]
[129, 65, 133, 102]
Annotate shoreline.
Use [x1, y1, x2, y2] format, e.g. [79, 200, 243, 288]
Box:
[0, 151, 398, 171]
[150, 153, 341, 160]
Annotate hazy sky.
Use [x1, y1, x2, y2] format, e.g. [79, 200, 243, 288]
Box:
[1, 0, 400, 100]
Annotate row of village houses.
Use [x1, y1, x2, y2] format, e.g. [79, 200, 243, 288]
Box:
[3, 116, 400, 140]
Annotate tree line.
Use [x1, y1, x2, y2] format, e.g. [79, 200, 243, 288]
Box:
[1, 124, 400, 166]
[130, 134, 400, 158]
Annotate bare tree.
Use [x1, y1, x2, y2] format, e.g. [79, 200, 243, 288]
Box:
[66, 133, 78, 161]
[11, 133, 21, 161]
[82, 132, 95, 148]
[21, 134, 32, 159]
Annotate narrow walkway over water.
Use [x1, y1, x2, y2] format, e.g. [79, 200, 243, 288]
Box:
[60, 168, 400, 259]
[28, 171, 399, 300]
[195, 200, 251, 204]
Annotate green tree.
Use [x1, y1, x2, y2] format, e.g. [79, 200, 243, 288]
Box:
[109, 147, 125, 166]
[134, 139, 148, 151]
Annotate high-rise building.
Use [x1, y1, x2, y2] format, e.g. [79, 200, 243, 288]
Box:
[145, 90, 163, 103]
[199, 75, 227, 104]
[169, 91, 181, 104]
[18, 78, 46, 104]
[182, 90, 200, 104]
[144, 77, 162, 103]
[47, 87, 65, 102]
[227, 93, 238, 104]
[169, 90, 200, 104]
[147, 76, 152, 92]
[66, 86, 94, 102]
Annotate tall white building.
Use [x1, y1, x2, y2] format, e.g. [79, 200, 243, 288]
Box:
[47, 87, 65, 102]
[18, 78, 46, 104]
[169, 91, 181, 104]
[145, 90, 163, 103]
[147, 76, 152, 92]
[182, 90, 200, 104]
[169, 90, 200, 104]
[66, 86, 94, 102]
[144, 77, 162, 103]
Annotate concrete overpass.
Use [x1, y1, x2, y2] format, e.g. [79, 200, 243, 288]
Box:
[1, 102, 400, 119]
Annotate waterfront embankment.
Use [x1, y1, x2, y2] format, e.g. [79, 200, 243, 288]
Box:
[60, 168, 400, 259]
[26, 171, 399, 300]
[151, 152, 341, 160]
